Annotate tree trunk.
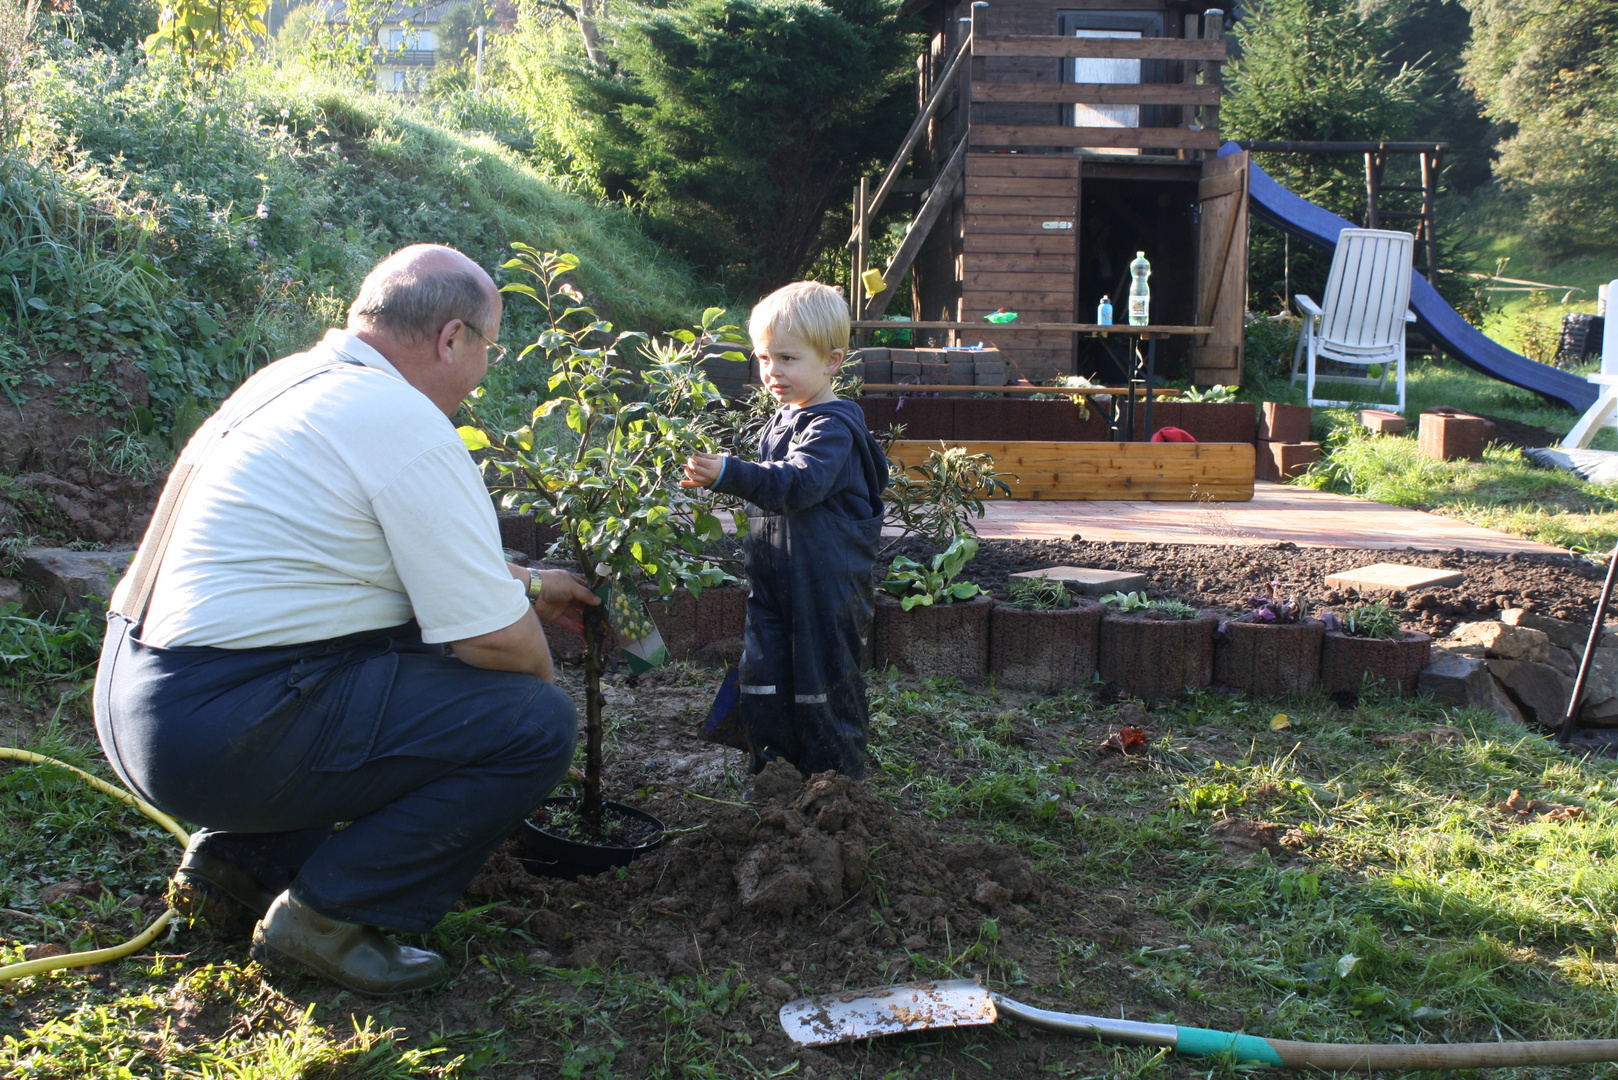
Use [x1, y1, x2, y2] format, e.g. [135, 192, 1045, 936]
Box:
[576, 0, 608, 68]
[582, 601, 607, 823]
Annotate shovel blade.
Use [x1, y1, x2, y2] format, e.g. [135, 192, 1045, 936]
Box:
[779, 979, 997, 1047]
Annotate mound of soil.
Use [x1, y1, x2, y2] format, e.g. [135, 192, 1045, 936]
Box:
[885, 537, 1608, 640]
[467, 762, 1052, 987]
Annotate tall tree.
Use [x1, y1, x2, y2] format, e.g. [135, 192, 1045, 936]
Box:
[554, 0, 919, 295]
[1462, 0, 1618, 251]
[1223, 0, 1428, 308]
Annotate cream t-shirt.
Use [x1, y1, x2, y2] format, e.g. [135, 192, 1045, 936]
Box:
[127, 329, 530, 649]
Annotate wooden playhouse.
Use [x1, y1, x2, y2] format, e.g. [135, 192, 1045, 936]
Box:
[851, 0, 1249, 388]
[845, 0, 1258, 500]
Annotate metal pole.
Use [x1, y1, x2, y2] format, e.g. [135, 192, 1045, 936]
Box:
[475, 25, 484, 96]
[1559, 541, 1618, 745]
[1144, 332, 1157, 437]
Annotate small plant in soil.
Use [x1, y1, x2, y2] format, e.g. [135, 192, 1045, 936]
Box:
[1100, 591, 1199, 619]
[1323, 601, 1403, 639]
[1234, 579, 1305, 623]
[459, 247, 737, 837]
[1181, 383, 1239, 403]
[882, 535, 983, 610]
[1004, 575, 1072, 610]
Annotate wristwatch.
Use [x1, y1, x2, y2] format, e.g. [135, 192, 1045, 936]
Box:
[526, 568, 545, 601]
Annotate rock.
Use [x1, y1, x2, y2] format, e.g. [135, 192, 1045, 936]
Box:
[1489, 676, 1528, 727]
[1444, 621, 1550, 663]
[1486, 659, 1574, 730]
[1501, 609, 1587, 651]
[17, 548, 135, 615]
[0, 576, 34, 613]
[763, 977, 796, 1000]
[1417, 652, 1494, 709]
[525, 948, 556, 967]
[1546, 647, 1578, 678]
[22, 943, 67, 962]
[1574, 648, 1618, 726]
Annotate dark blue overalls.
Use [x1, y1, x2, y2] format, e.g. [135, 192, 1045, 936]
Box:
[713, 399, 888, 780]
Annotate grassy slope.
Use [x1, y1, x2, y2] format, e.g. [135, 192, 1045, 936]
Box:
[13, 56, 722, 440]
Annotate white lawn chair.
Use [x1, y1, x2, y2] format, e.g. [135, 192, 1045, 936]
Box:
[1561, 277, 1618, 449]
[1289, 228, 1417, 414]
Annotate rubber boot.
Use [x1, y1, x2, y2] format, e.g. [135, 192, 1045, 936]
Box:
[169, 836, 281, 939]
[250, 891, 448, 995]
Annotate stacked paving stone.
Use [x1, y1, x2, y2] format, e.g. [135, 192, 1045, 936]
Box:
[1254, 402, 1317, 481]
[850, 347, 1004, 393]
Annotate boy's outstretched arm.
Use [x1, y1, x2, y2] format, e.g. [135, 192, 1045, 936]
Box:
[706, 417, 854, 515]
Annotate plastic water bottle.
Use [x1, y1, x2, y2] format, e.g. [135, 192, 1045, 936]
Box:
[1128, 251, 1151, 326]
[1097, 295, 1113, 325]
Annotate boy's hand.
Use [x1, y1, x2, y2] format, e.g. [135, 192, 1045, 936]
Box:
[681, 452, 724, 488]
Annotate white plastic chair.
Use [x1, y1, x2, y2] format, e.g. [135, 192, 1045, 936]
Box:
[1561, 277, 1618, 449]
[1289, 228, 1417, 414]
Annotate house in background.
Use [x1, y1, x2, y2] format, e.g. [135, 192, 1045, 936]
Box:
[319, 0, 459, 94]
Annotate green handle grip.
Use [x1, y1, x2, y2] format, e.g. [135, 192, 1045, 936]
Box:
[1176, 1026, 1285, 1065]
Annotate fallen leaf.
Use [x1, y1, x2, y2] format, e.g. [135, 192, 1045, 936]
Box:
[1099, 726, 1148, 755]
[22, 943, 66, 962]
[1495, 789, 1583, 822]
[1270, 713, 1291, 730]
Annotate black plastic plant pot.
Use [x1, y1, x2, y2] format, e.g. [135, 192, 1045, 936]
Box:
[518, 796, 665, 879]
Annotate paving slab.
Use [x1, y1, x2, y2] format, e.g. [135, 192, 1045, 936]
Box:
[1009, 566, 1146, 595]
[715, 482, 1562, 554]
[1323, 563, 1465, 594]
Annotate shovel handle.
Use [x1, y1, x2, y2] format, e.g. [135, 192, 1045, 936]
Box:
[996, 996, 1618, 1070]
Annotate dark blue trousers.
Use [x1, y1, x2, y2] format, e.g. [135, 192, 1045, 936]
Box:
[93, 613, 576, 933]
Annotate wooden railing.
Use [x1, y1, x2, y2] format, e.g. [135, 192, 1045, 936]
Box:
[967, 8, 1227, 153]
[849, 5, 1228, 321]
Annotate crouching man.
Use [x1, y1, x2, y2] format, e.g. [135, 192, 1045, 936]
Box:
[93, 244, 592, 995]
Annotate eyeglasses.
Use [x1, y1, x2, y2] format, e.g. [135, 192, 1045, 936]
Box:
[464, 321, 508, 365]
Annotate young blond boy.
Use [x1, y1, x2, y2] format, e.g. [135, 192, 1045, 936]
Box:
[683, 282, 888, 779]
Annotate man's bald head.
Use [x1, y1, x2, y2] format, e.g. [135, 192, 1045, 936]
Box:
[347, 245, 498, 343]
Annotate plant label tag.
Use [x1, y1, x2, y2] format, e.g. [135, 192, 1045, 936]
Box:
[1042, 220, 1073, 230]
[597, 583, 669, 673]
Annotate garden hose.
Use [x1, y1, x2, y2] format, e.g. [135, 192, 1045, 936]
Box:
[0, 748, 189, 983]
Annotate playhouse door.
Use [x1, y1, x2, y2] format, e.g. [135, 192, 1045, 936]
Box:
[1191, 150, 1249, 386]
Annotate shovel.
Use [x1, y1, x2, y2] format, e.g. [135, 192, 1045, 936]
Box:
[780, 979, 1618, 1071]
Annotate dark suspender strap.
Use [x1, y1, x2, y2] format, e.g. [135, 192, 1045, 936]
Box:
[114, 355, 352, 623]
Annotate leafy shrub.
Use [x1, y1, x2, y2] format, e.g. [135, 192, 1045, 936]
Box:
[882, 443, 1014, 554]
[1243, 313, 1301, 382]
[1004, 576, 1071, 611]
[882, 536, 983, 611]
[1182, 383, 1239, 403]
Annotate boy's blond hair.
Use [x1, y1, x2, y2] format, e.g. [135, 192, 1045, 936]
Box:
[748, 281, 850, 358]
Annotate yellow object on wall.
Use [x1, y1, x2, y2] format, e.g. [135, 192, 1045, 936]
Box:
[861, 269, 887, 295]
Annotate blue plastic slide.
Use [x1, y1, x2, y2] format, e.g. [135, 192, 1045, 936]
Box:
[1221, 142, 1597, 413]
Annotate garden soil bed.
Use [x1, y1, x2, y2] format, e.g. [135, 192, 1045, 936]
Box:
[885, 536, 1609, 640]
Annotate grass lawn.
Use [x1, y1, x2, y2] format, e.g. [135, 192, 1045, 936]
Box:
[7, 609, 1618, 1078]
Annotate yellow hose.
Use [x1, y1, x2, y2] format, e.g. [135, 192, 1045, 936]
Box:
[0, 747, 190, 982]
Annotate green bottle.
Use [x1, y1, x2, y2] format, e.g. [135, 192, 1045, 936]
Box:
[1127, 251, 1151, 326]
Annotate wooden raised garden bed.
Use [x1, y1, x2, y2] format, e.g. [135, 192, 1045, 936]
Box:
[887, 440, 1255, 501]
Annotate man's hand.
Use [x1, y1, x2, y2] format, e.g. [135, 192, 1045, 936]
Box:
[530, 569, 597, 636]
[681, 452, 724, 488]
